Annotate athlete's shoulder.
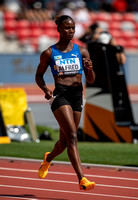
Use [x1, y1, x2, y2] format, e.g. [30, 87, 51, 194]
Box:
[39, 46, 53, 64]
[41, 46, 52, 58]
[77, 45, 90, 58]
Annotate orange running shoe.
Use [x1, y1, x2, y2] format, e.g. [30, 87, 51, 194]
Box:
[79, 177, 96, 191]
[38, 152, 51, 179]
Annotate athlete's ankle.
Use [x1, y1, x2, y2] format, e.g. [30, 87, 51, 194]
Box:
[46, 154, 51, 162]
[79, 175, 84, 183]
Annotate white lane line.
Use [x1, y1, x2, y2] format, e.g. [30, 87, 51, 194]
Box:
[0, 175, 138, 191]
[0, 167, 138, 182]
[1, 156, 138, 172]
[0, 184, 138, 200]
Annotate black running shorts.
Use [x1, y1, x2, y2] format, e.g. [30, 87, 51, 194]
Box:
[51, 83, 83, 112]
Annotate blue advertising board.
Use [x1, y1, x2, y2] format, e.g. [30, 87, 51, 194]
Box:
[0, 53, 138, 85]
[0, 54, 54, 83]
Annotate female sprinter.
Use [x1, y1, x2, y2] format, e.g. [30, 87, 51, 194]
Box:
[35, 15, 96, 191]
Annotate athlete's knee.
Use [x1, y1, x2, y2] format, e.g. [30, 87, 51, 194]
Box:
[68, 132, 78, 146]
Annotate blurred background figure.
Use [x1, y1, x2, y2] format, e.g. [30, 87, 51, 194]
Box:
[79, 22, 103, 43]
[86, 30, 126, 92]
[111, 0, 128, 12]
[86, 30, 135, 128]
[97, 31, 126, 66]
[4, 0, 21, 13]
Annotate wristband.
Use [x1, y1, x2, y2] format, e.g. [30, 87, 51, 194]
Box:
[116, 45, 124, 53]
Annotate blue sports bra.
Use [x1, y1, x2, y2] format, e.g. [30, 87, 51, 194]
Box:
[49, 43, 83, 76]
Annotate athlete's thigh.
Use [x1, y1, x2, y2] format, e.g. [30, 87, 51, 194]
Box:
[53, 105, 76, 135]
[59, 128, 67, 146]
[73, 111, 82, 129]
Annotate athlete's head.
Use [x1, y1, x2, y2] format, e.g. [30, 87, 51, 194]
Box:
[55, 15, 75, 40]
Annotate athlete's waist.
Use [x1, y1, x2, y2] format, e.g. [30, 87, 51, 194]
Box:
[55, 82, 82, 88]
[53, 83, 83, 96]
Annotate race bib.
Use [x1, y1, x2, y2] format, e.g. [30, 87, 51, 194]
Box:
[55, 58, 81, 75]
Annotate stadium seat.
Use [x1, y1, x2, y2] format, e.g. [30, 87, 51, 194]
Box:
[16, 20, 30, 30]
[43, 29, 59, 39]
[121, 21, 135, 31]
[29, 28, 42, 39]
[29, 21, 41, 30]
[4, 20, 17, 30]
[134, 13, 138, 22]
[109, 21, 121, 30]
[95, 12, 112, 22]
[4, 11, 17, 21]
[116, 38, 127, 47]
[111, 12, 123, 21]
[135, 23, 138, 30]
[123, 13, 135, 22]
[121, 31, 136, 40]
[30, 38, 39, 51]
[135, 31, 138, 39]
[97, 21, 109, 31]
[124, 39, 138, 49]
[17, 28, 30, 42]
[41, 20, 57, 30]
[89, 12, 96, 22]
[4, 20, 17, 38]
[109, 30, 122, 38]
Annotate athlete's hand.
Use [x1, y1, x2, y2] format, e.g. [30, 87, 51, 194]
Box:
[44, 88, 53, 100]
[83, 58, 93, 70]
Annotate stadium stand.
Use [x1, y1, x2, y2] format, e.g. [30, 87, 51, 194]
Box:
[0, 0, 138, 53]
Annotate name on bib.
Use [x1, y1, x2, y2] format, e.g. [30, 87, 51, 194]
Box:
[55, 58, 81, 75]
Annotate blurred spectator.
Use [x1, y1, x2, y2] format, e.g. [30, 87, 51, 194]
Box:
[20, 0, 37, 9]
[111, 0, 128, 12]
[84, 0, 101, 11]
[100, 0, 113, 12]
[4, 0, 21, 13]
[98, 31, 126, 64]
[73, 1, 90, 23]
[86, 31, 126, 92]
[0, 0, 4, 7]
[127, 0, 138, 12]
[58, 1, 90, 23]
[79, 22, 103, 43]
[18, 3, 52, 21]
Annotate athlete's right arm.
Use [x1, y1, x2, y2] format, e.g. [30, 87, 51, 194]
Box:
[35, 47, 53, 100]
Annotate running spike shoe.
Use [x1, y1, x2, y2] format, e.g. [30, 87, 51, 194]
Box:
[79, 177, 96, 191]
[38, 152, 51, 179]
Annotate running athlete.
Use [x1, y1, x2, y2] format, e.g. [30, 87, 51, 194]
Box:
[35, 15, 96, 191]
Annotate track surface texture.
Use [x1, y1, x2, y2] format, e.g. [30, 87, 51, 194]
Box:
[0, 157, 138, 200]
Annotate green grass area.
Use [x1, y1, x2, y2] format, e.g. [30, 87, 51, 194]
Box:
[0, 125, 138, 167]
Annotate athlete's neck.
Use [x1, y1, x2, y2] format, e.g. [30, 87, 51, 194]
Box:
[56, 40, 74, 52]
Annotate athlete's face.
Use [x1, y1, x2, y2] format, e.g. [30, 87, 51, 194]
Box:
[58, 19, 75, 40]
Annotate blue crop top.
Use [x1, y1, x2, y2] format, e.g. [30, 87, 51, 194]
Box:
[49, 43, 83, 76]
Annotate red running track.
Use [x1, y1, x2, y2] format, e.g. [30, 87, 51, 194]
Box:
[0, 157, 138, 200]
[3, 84, 138, 103]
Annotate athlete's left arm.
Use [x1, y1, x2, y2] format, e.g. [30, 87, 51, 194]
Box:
[79, 46, 95, 84]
